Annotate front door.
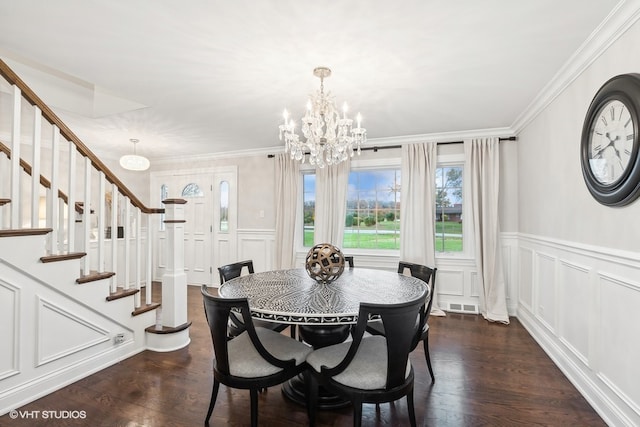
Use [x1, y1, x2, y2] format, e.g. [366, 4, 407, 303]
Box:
[151, 167, 238, 286]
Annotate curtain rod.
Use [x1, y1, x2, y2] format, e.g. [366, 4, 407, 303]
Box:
[267, 136, 516, 158]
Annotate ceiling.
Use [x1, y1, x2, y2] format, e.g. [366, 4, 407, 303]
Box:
[0, 0, 624, 162]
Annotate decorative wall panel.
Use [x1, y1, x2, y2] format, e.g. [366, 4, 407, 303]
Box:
[558, 260, 591, 365]
[598, 273, 640, 416]
[535, 252, 556, 333]
[0, 279, 19, 380]
[36, 297, 110, 366]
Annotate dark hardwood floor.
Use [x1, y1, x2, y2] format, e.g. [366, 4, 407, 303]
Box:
[0, 285, 605, 427]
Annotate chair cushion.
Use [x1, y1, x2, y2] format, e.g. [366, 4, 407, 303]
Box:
[227, 327, 311, 378]
[306, 336, 411, 390]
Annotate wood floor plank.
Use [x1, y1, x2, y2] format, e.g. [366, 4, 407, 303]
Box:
[0, 286, 605, 427]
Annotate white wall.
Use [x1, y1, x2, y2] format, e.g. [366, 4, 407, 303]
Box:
[516, 17, 640, 427]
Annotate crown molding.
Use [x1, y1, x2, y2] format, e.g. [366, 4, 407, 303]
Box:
[511, 0, 640, 134]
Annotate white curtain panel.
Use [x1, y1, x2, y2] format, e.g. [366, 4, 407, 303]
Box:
[400, 142, 444, 315]
[465, 138, 509, 324]
[314, 158, 350, 246]
[274, 153, 300, 269]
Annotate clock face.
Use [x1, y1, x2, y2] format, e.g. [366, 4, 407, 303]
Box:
[581, 73, 640, 206]
[588, 99, 635, 185]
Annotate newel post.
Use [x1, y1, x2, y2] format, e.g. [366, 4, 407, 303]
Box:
[148, 198, 191, 351]
[161, 198, 188, 328]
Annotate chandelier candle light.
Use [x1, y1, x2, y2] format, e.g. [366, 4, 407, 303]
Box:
[279, 67, 366, 168]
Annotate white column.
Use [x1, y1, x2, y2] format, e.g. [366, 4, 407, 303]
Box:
[161, 199, 188, 328]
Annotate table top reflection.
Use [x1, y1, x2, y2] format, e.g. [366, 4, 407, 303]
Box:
[218, 267, 428, 325]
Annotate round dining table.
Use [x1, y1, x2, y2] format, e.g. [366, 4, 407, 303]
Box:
[218, 267, 429, 325]
[218, 267, 429, 408]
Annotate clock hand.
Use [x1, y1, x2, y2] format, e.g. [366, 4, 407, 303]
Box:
[593, 132, 616, 158]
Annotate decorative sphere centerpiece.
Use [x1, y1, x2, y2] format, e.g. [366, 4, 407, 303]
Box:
[305, 243, 345, 284]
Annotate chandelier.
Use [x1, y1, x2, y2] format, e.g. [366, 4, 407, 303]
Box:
[279, 67, 366, 168]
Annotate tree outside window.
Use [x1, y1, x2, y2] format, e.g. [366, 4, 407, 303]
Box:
[435, 166, 463, 252]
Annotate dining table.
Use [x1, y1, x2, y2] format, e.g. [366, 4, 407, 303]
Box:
[218, 266, 429, 408]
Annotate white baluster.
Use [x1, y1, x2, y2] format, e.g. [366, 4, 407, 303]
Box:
[67, 142, 76, 252]
[97, 172, 106, 274]
[146, 214, 153, 305]
[135, 207, 142, 308]
[31, 107, 42, 228]
[82, 156, 91, 275]
[124, 197, 131, 289]
[10, 85, 21, 229]
[110, 183, 118, 293]
[48, 126, 60, 254]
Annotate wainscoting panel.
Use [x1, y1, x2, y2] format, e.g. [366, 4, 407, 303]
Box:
[597, 273, 640, 417]
[518, 246, 534, 311]
[36, 296, 111, 367]
[557, 259, 591, 366]
[437, 269, 465, 297]
[0, 278, 19, 381]
[535, 252, 556, 333]
[517, 233, 640, 427]
[237, 229, 276, 275]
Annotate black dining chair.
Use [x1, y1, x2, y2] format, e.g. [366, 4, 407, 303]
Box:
[305, 292, 427, 427]
[366, 261, 437, 383]
[201, 285, 312, 427]
[343, 255, 354, 268]
[218, 260, 292, 338]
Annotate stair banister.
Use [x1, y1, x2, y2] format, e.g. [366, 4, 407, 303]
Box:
[0, 58, 189, 352]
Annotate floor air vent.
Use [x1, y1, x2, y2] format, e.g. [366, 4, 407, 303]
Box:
[447, 303, 479, 314]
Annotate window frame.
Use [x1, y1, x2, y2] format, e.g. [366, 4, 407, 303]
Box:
[435, 153, 473, 260]
[296, 153, 473, 260]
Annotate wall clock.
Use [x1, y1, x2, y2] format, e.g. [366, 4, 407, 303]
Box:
[581, 73, 640, 206]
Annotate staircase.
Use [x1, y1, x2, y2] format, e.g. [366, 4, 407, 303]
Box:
[0, 59, 190, 415]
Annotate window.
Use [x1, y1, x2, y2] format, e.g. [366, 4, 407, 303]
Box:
[435, 165, 463, 253]
[345, 169, 401, 250]
[219, 181, 229, 232]
[181, 183, 204, 198]
[302, 162, 464, 255]
[302, 169, 401, 250]
[303, 173, 316, 246]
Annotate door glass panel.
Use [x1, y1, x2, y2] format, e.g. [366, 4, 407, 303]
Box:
[220, 181, 229, 232]
[182, 183, 204, 197]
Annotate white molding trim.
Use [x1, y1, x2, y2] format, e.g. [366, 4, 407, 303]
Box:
[518, 232, 640, 268]
[511, 0, 640, 133]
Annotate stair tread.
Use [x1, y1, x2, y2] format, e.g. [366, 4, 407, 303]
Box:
[0, 228, 52, 238]
[132, 302, 161, 317]
[145, 321, 191, 335]
[106, 287, 140, 301]
[76, 271, 116, 284]
[40, 252, 86, 263]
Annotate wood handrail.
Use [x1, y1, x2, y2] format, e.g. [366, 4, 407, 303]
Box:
[0, 59, 163, 215]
